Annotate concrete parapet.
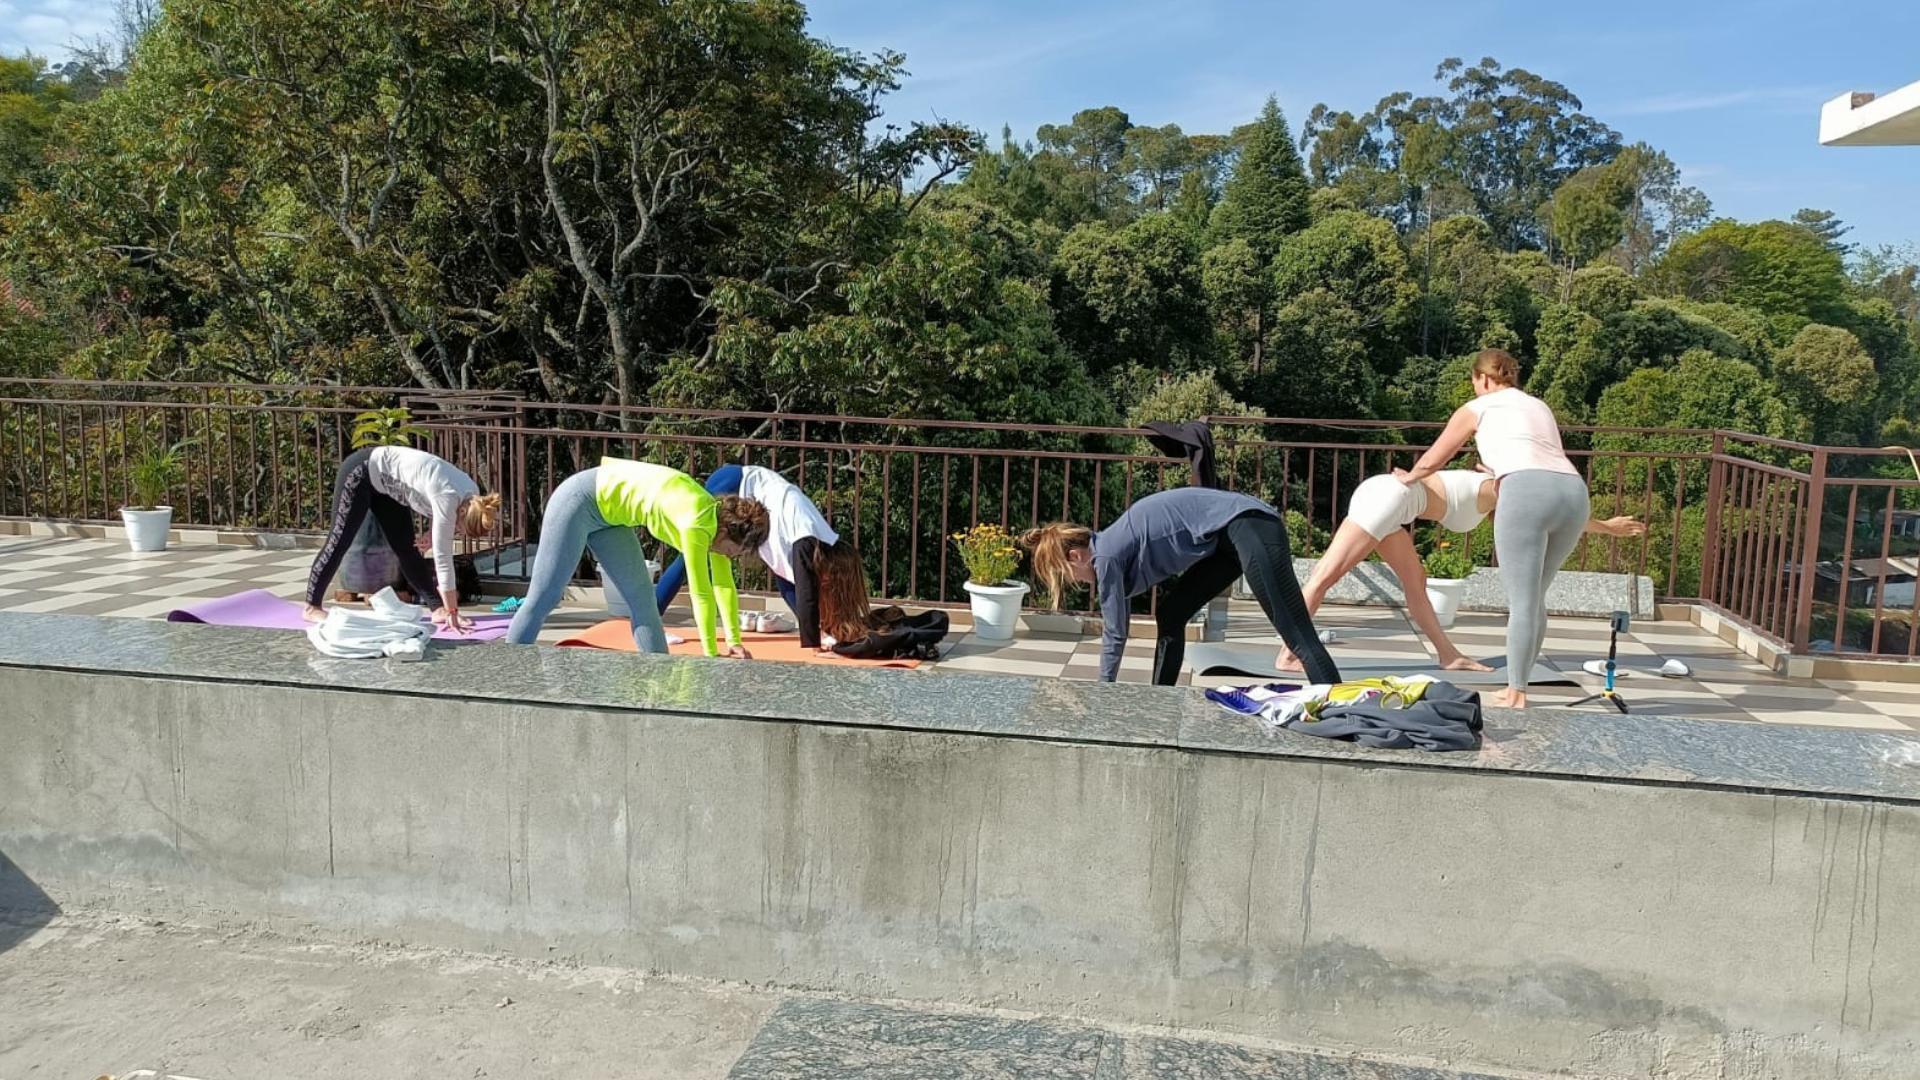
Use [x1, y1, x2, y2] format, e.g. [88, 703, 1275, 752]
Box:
[0, 613, 1915, 1079]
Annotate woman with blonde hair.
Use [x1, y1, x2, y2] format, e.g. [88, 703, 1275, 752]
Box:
[1395, 348, 1589, 708]
[303, 445, 501, 633]
[505, 458, 769, 657]
[1022, 487, 1338, 686]
[1275, 468, 1646, 674]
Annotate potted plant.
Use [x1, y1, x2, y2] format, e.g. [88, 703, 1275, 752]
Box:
[1422, 541, 1474, 628]
[123, 443, 185, 552]
[952, 523, 1027, 641]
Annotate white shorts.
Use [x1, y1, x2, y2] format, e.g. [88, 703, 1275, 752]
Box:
[1346, 475, 1425, 540]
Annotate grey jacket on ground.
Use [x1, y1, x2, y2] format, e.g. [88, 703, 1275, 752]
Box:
[1280, 680, 1484, 751]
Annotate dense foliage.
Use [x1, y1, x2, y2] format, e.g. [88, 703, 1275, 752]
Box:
[4, 23, 1917, 447]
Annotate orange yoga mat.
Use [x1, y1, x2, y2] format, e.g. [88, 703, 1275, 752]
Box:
[554, 618, 923, 669]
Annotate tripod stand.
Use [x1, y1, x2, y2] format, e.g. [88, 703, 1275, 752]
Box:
[1569, 610, 1631, 714]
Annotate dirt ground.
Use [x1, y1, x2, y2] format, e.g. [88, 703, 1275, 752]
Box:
[0, 908, 779, 1080]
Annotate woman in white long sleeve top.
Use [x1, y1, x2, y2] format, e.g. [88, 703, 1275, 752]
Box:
[303, 445, 501, 632]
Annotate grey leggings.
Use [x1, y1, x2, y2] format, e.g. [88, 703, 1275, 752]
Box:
[1494, 470, 1590, 691]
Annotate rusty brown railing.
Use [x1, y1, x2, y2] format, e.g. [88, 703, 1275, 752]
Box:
[4, 380, 1918, 660]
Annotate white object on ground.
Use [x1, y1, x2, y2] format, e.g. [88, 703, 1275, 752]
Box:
[1317, 629, 1339, 644]
[1582, 659, 1632, 678]
[756, 612, 796, 633]
[307, 588, 433, 659]
[664, 632, 687, 646]
[1659, 658, 1692, 678]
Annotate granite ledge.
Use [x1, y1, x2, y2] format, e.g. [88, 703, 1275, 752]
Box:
[0, 611, 1914, 804]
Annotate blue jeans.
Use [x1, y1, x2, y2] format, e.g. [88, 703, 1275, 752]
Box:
[653, 465, 797, 613]
[506, 469, 669, 653]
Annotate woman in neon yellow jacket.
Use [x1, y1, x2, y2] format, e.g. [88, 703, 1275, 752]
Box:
[505, 458, 771, 656]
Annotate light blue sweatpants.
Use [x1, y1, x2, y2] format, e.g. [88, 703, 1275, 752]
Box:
[505, 469, 669, 653]
[1494, 470, 1590, 691]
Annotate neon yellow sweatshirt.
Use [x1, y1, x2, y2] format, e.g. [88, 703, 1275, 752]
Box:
[594, 458, 740, 656]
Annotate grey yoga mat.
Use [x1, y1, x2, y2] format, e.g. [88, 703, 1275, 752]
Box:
[1185, 641, 1579, 687]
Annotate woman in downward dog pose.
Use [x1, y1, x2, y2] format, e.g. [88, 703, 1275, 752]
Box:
[654, 463, 869, 652]
[1276, 468, 1645, 673]
[505, 458, 769, 657]
[1022, 487, 1339, 687]
[1397, 348, 1590, 708]
[303, 445, 500, 632]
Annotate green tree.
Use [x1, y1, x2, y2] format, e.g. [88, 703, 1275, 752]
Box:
[1433, 57, 1621, 251]
[1774, 323, 1879, 443]
[1270, 209, 1417, 359]
[1209, 96, 1311, 259]
[1546, 161, 1635, 281]
[1052, 214, 1210, 377]
[671, 200, 1107, 427]
[1255, 289, 1381, 419]
[1035, 106, 1136, 221]
[1652, 219, 1849, 333]
[1200, 237, 1272, 385]
[0, 54, 75, 214]
[1791, 208, 1852, 256]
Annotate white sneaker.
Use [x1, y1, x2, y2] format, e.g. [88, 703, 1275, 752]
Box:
[664, 632, 687, 645]
[758, 612, 796, 633]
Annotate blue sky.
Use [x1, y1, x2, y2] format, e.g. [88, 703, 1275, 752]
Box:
[8, 0, 1918, 249]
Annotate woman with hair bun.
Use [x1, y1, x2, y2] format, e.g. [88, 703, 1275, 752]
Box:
[505, 458, 769, 657]
[1021, 488, 1337, 686]
[1396, 348, 1590, 708]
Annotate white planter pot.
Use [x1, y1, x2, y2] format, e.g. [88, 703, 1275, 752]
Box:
[964, 580, 1029, 642]
[599, 560, 662, 618]
[121, 507, 173, 552]
[1425, 578, 1466, 628]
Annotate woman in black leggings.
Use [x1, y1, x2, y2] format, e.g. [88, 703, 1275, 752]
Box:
[1022, 488, 1338, 686]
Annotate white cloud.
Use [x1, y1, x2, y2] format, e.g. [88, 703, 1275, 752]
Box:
[1609, 87, 1827, 117]
[0, 0, 116, 57]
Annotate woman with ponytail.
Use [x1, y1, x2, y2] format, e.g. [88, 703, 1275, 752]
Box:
[505, 458, 769, 657]
[303, 446, 501, 634]
[1021, 488, 1338, 686]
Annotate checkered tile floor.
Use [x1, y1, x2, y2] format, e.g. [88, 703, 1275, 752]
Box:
[3, 534, 1915, 733]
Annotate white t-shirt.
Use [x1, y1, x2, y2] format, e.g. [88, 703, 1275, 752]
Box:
[1462, 388, 1579, 478]
[367, 446, 480, 595]
[737, 466, 837, 582]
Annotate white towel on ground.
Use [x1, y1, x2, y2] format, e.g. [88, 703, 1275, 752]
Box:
[307, 588, 433, 660]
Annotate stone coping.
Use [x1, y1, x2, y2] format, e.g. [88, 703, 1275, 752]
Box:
[0, 611, 1914, 805]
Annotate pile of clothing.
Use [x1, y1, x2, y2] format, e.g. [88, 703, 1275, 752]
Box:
[1206, 675, 1482, 752]
[307, 587, 434, 660]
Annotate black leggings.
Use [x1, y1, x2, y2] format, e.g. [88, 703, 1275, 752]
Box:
[305, 448, 439, 606]
[1151, 511, 1340, 686]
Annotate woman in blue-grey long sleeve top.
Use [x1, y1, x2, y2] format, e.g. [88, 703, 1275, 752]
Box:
[1021, 488, 1340, 686]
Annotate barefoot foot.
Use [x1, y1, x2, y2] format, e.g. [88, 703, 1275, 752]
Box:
[301, 603, 327, 624]
[1439, 655, 1494, 673]
[1275, 648, 1305, 675]
[1486, 688, 1529, 709]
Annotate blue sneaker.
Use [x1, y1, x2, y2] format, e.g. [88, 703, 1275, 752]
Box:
[491, 596, 523, 614]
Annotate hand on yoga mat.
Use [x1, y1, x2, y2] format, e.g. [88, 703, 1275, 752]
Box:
[727, 644, 753, 660]
[434, 608, 473, 635]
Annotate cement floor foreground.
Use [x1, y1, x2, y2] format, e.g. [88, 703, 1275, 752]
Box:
[0, 910, 1528, 1080]
[3, 532, 1917, 732]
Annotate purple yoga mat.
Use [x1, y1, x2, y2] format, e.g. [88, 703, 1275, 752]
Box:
[166, 589, 513, 642]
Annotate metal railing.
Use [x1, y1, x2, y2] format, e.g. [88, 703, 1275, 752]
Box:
[3, 379, 1917, 660]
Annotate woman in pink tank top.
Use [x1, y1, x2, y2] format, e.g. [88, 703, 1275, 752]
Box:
[1395, 349, 1593, 709]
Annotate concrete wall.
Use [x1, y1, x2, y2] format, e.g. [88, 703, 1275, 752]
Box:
[2, 665, 1916, 1080]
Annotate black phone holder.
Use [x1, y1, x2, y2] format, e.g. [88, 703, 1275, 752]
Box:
[1571, 609, 1631, 714]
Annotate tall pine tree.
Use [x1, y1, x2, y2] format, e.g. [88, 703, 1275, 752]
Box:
[1207, 96, 1311, 376]
[1209, 96, 1311, 260]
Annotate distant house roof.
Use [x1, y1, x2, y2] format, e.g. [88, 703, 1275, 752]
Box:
[1821, 81, 1920, 146]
